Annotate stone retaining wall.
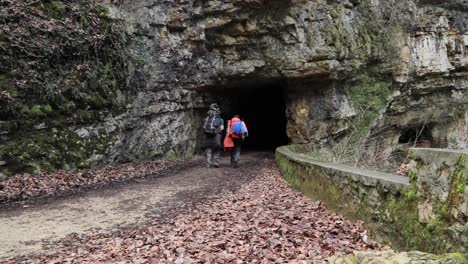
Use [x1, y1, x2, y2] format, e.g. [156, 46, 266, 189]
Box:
[276, 146, 467, 254]
[328, 250, 468, 264]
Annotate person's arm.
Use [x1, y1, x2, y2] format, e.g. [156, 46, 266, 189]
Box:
[242, 121, 248, 138]
[217, 118, 224, 132]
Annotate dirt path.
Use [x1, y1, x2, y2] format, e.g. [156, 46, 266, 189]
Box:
[0, 153, 268, 260]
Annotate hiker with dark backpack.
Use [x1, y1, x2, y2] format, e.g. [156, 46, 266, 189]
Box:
[226, 115, 248, 168]
[203, 103, 224, 168]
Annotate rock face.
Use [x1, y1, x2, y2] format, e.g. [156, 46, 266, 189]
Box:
[1, 0, 468, 174]
[0, 0, 132, 175]
[409, 148, 468, 249]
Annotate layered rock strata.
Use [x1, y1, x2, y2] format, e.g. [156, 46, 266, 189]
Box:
[1, 0, 467, 174]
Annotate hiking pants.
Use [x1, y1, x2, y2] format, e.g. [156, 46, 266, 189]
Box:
[206, 147, 220, 166]
[230, 139, 242, 165]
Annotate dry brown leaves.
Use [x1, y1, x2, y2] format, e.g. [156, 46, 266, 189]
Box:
[0, 157, 201, 205]
[397, 163, 410, 176]
[6, 160, 377, 263]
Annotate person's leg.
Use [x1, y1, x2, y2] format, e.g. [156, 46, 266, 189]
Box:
[206, 147, 212, 167]
[230, 146, 235, 165]
[213, 148, 221, 168]
[234, 141, 241, 164]
[231, 140, 241, 168]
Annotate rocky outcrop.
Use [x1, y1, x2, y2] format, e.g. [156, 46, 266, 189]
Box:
[371, 5, 468, 169]
[0, 0, 208, 175]
[1, 0, 468, 175]
[0, 0, 131, 175]
[281, 1, 468, 169]
[93, 0, 468, 171]
[408, 148, 468, 248]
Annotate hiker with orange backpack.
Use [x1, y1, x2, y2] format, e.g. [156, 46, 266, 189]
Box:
[225, 115, 248, 168]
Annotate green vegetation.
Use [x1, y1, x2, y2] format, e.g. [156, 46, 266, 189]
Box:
[305, 72, 393, 166]
[276, 150, 368, 223]
[30, 105, 46, 117]
[0, 0, 134, 177]
[405, 168, 419, 199]
[0, 75, 16, 97]
[96, 4, 110, 18]
[444, 253, 468, 263]
[308, 0, 407, 166]
[43, 104, 53, 114]
[15, 104, 54, 119]
[0, 129, 112, 175]
[382, 193, 450, 252]
[164, 150, 178, 160]
[453, 154, 467, 194]
[302, 0, 404, 166]
[130, 52, 145, 64]
[102, 63, 113, 81]
[348, 75, 392, 117]
[43, 0, 65, 19]
[80, 15, 90, 28]
[1, 66, 126, 176]
[346, 73, 393, 137]
[19, 104, 31, 115]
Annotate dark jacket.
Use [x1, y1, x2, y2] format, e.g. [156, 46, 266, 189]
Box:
[204, 132, 223, 149]
[203, 110, 224, 149]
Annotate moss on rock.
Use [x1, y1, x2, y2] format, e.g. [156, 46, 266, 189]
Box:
[277, 146, 467, 254]
[96, 4, 110, 18]
[43, 0, 66, 19]
[0, 75, 16, 97]
[380, 192, 450, 252]
[329, 250, 468, 264]
[453, 155, 467, 194]
[0, 128, 112, 175]
[0, 0, 134, 176]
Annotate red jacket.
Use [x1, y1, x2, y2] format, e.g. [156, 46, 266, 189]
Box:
[227, 117, 248, 139]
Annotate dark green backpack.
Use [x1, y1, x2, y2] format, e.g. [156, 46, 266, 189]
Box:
[203, 114, 222, 134]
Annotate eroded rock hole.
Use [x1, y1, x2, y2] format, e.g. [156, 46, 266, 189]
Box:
[398, 125, 433, 147]
[212, 82, 289, 151]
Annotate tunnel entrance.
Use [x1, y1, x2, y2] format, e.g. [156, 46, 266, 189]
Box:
[398, 124, 433, 147]
[212, 81, 289, 151]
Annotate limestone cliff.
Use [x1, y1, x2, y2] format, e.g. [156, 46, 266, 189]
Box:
[1, 0, 467, 175]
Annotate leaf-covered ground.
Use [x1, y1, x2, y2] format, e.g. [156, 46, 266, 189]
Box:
[5, 158, 377, 263]
[0, 157, 201, 207]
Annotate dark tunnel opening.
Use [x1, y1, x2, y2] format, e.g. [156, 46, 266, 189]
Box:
[212, 82, 289, 151]
[398, 125, 433, 147]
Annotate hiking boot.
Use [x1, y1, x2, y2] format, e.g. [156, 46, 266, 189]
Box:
[231, 163, 239, 168]
[206, 164, 211, 168]
[213, 164, 220, 168]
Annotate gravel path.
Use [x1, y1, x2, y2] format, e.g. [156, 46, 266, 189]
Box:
[1, 153, 375, 263]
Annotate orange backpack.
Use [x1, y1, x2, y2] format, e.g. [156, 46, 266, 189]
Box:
[229, 117, 247, 139]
